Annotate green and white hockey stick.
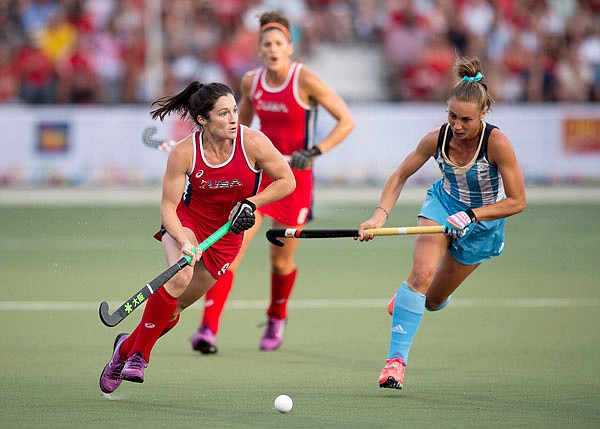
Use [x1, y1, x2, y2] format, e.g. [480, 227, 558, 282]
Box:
[99, 221, 232, 327]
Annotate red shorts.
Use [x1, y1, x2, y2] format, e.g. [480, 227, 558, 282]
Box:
[153, 206, 241, 279]
[258, 168, 313, 226]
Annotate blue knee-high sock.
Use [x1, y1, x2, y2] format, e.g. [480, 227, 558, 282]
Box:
[387, 281, 425, 365]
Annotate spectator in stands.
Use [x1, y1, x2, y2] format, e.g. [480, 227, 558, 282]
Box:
[120, 25, 145, 103]
[0, 2, 25, 50]
[13, 32, 56, 104]
[580, 24, 600, 101]
[555, 39, 592, 102]
[398, 28, 455, 102]
[382, 2, 430, 100]
[55, 34, 99, 103]
[0, 44, 19, 102]
[38, 8, 77, 63]
[88, 15, 126, 103]
[459, 0, 495, 54]
[19, 0, 60, 37]
[0, 0, 598, 104]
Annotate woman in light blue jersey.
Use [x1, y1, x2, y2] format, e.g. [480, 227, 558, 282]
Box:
[358, 57, 526, 390]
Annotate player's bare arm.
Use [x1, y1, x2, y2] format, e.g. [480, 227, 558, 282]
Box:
[471, 129, 526, 221]
[238, 70, 257, 126]
[359, 130, 438, 239]
[298, 67, 354, 153]
[377, 130, 439, 216]
[160, 137, 194, 245]
[244, 128, 295, 208]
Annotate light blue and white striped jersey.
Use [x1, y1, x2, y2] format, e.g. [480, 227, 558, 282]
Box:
[434, 122, 505, 208]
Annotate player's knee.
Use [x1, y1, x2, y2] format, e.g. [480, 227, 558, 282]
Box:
[168, 269, 194, 295]
[408, 267, 435, 292]
[271, 257, 294, 275]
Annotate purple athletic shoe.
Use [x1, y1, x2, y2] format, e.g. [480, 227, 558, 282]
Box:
[99, 333, 128, 394]
[121, 353, 148, 383]
[259, 317, 286, 351]
[190, 325, 218, 354]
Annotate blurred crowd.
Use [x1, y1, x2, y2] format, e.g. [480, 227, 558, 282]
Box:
[0, 0, 599, 104]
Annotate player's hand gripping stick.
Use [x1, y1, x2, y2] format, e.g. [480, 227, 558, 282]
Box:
[444, 209, 477, 238]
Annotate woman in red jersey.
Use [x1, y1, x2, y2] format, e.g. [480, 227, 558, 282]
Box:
[190, 11, 355, 354]
[99, 81, 294, 394]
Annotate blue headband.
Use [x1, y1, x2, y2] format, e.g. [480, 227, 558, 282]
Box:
[462, 72, 483, 82]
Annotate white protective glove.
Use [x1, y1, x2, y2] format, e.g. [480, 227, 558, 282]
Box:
[444, 209, 477, 238]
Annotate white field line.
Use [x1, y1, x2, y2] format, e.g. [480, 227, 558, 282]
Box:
[0, 298, 598, 311]
[1, 186, 600, 205]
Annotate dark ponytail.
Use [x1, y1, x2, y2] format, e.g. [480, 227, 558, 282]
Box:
[150, 82, 235, 126]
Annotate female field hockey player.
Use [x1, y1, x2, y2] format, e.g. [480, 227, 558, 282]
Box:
[358, 57, 526, 390]
[99, 82, 295, 393]
[189, 10, 354, 353]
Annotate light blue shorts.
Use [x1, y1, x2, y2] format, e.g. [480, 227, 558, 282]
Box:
[419, 180, 505, 265]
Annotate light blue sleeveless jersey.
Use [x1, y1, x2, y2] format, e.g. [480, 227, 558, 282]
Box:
[435, 122, 505, 208]
[419, 122, 506, 265]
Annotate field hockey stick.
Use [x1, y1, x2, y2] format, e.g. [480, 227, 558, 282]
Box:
[142, 126, 177, 152]
[266, 226, 445, 247]
[99, 221, 232, 327]
[141, 126, 292, 163]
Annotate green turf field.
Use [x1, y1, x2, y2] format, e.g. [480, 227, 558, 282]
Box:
[1, 198, 599, 428]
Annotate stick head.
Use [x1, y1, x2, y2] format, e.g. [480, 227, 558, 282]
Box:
[99, 301, 121, 327]
[266, 230, 285, 247]
[142, 126, 158, 143]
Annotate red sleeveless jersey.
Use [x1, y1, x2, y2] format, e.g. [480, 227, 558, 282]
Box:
[179, 124, 261, 224]
[250, 62, 316, 156]
[168, 125, 262, 277]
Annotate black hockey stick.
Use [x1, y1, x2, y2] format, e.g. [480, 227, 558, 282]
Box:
[142, 126, 177, 152]
[265, 226, 445, 247]
[99, 221, 232, 327]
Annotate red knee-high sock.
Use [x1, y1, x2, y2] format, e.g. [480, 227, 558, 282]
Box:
[119, 312, 179, 360]
[120, 287, 178, 362]
[119, 325, 140, 360]
[200, 270, 234, 334]
[160, 313, 180, 337]
[267, 269, 297, 319]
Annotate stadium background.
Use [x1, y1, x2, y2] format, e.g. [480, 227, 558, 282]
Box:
[0, 0, 599, 189]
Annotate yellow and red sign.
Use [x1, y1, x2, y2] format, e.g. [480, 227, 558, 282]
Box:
[37, 122, 69, 154]
[563, 118, 600, 153]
